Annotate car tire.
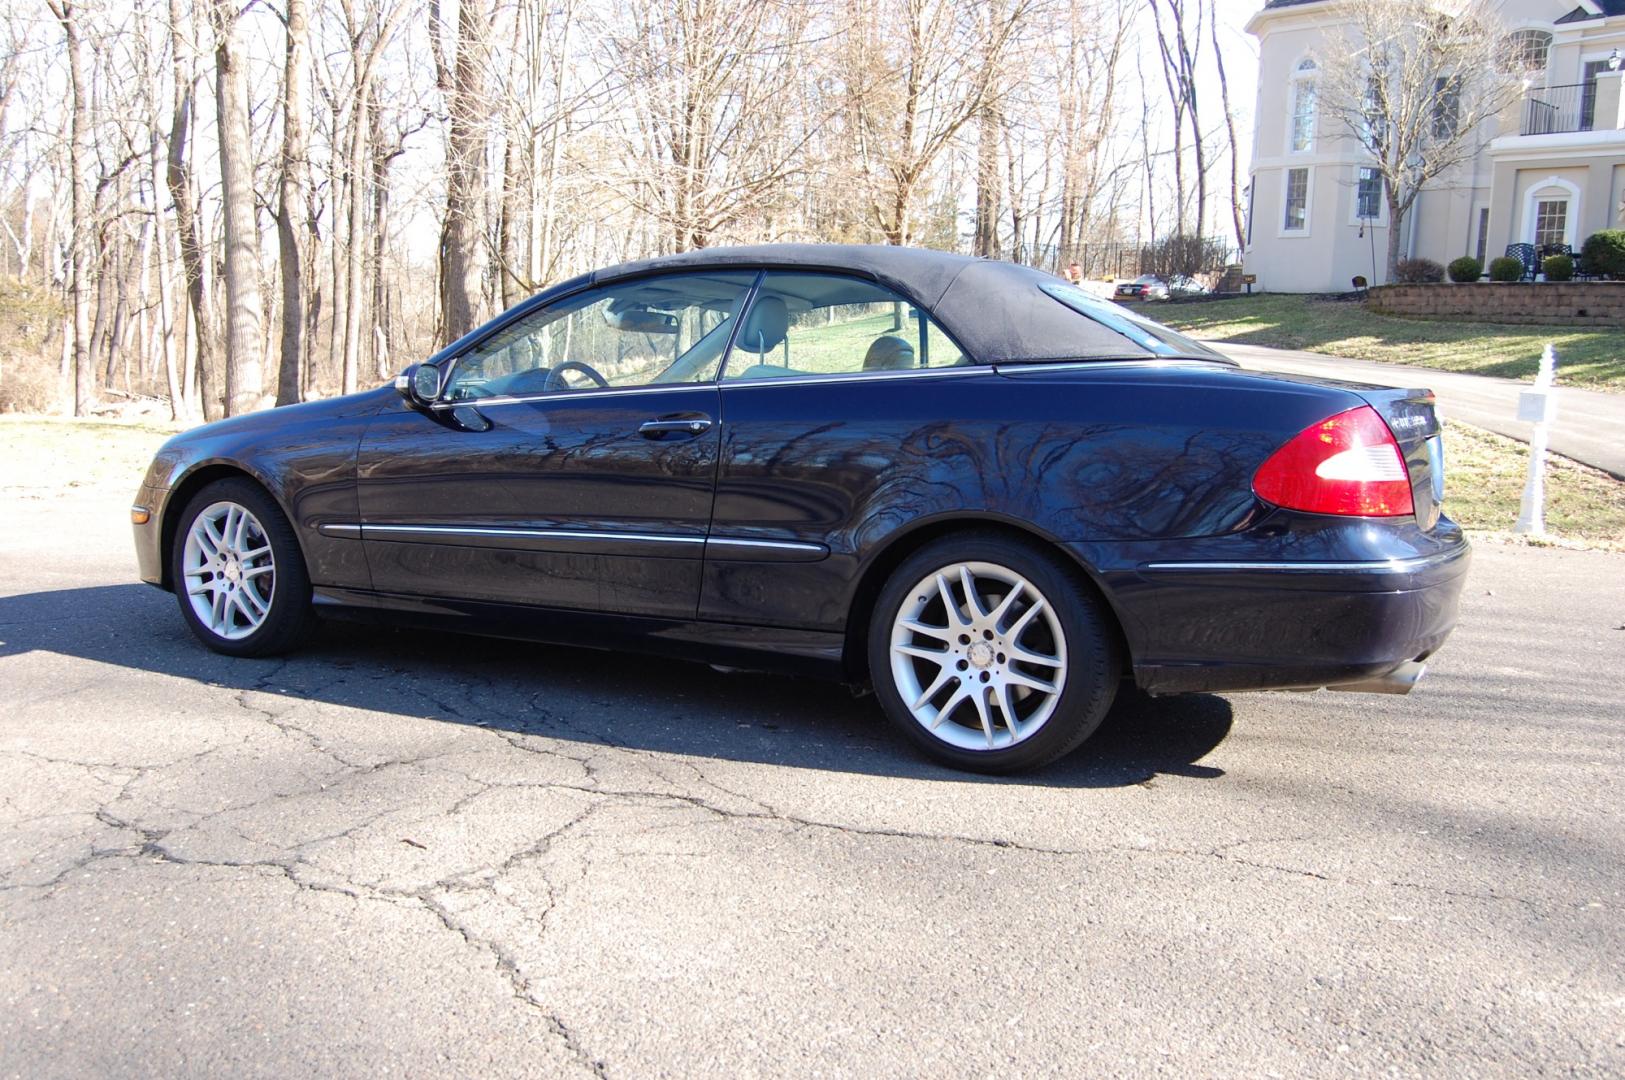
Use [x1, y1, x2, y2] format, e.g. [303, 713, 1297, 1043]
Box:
[867, 533, 1121, 774]
[169, 478, 315, 657]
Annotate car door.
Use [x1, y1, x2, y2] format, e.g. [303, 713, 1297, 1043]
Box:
[356, 269, 757, 618]
[700, 270, 974, 631]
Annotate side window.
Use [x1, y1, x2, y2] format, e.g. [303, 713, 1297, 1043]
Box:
[443, 271, 755, 401]
[721, 272, 965, 382]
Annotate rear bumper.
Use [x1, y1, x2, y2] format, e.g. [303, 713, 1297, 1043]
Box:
[1079, 540, 1470, 696]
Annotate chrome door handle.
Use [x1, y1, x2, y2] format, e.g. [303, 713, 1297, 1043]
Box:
[639, 417, 713, 438]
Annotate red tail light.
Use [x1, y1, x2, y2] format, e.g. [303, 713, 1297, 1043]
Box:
[1253, 405, 1415, 517]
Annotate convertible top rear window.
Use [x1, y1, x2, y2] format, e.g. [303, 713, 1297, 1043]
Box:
[1036, 281, 1223, 361]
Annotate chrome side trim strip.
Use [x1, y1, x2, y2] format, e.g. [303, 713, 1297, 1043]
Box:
[1141, 548, 1468, 575]
[318, 523, 363, 538]
[705, 537, 827, 553]
[364, 524, 705, 545]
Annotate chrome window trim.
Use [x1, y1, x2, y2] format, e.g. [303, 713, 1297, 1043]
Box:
[718, 366, 987, 390]
[429, 381, 720, 410]
[317, 523, 363, 538]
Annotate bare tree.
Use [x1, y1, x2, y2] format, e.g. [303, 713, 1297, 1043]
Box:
[846, 0, 1030, 245]
[1209, 6, 1245, 251]
[1318, 0, 1523, 277]
[44, 0, 93, 415]
[275, 0, 309, 406]
[1147, 0, 1207, 239]
[430, 0, 489, 344]
[211, 0, 265, 415]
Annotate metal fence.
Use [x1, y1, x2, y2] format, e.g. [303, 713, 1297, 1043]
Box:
[1521, 83, 1598, 135]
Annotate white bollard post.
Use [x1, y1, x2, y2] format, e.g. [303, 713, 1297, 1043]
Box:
[1514, 344, 1558, 536]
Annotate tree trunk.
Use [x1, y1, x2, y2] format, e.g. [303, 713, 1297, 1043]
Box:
[1386, 197, 1407, 282]
[50, 0, 93, 416]
[1210, 7, 1246, 251]
[214, 0, 266, 415]
[436, 0, 487, 344]
[275, 0, 308, 407]
[342, 90, 367, 394]
[168, 0, 219, 421]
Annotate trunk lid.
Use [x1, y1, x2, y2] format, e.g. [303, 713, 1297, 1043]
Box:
[1357, 387, 1445, 530]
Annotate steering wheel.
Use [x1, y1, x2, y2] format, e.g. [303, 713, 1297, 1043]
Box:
[543, 360, 611, 392]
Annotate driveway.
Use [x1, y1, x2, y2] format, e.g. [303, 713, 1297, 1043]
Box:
[1216, 342, 1625, 479]
[2, 457, 1622, 1076]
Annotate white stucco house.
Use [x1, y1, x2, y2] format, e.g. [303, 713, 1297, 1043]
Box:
[1243, 0, 1625, 292]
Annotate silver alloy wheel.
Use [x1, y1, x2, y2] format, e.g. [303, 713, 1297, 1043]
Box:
[889, 560, 1068, 751]
[181, 500, 276, 641]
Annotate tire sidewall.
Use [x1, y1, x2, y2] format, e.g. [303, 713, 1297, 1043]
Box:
[867, 534, 1119, 773]
[170, 478, 312, 657]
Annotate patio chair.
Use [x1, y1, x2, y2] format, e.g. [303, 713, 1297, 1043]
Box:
[1506, 243, 1538, 281]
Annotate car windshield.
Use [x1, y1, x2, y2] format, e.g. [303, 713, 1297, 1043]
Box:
[1037, 280, 1223, 360]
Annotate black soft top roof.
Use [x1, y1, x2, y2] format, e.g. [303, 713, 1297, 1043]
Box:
[595, 244, 1171, 363]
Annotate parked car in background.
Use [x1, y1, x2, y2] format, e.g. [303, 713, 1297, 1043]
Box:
[132, 244, 1468, 774]
[1114, 275, 1170, 301]
[1165, 275, 1209, 297]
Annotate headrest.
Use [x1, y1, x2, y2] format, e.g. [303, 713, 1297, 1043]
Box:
[863, 335, 915, 372]
[739, 296, 790, 354]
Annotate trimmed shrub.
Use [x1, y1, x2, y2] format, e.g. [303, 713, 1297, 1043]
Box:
[1488, 256, 1524, 282]
[1394, 258, 1445, 284]
[1542, 254, 1574, 281]
[1447, 256, 1483, 283]
[1579, 230, 1625, 278]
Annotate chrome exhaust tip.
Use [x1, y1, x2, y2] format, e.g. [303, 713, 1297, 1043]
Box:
[1326, 660, 1426, 696]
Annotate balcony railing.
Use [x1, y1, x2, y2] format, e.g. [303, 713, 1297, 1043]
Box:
[1520, 82, 1597, 135]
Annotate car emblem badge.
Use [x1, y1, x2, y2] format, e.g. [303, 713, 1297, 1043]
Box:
[968, 642, 995, 669]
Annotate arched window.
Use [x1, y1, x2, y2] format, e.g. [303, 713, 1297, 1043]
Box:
[1501, 29, 1552, 73]
[1290, 58, 1318, 153]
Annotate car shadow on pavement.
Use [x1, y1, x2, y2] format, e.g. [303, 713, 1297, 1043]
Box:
[0, 584, 1231, 788]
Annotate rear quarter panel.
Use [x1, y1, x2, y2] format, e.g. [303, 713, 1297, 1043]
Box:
[701, 363, 1369, 631]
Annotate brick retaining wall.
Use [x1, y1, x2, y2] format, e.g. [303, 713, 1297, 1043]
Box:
[1366, 282, 1625, 326]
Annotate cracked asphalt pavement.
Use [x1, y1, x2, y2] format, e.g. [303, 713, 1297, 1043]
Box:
[2, 451, 1622, 1077]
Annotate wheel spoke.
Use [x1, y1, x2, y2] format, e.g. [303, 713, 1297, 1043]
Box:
[1007, 644, 1062, 669]
[240, 584, 270, 616]
[958, 565, 986, 620]
[895, 643, 951, 664]
[995, 683, 1021, 738]
[1006, 598, 1046, 641]
[911, 666, 955, 711]
[186, 577, 214, 596]
[199, 517, 225, 555]
[931, 684, 970, 729]
[900, 618, 952, 642]
[241, 563, 274, 580]
[986, 582, 1024, 633]
[1005, 668, 1057, 695]
[228, 589, 258, 626]
[239, 544, 272, 561]
[209, 588, 228, 632]
[935, 573, 968, 627]
[970, 685, 995, 748]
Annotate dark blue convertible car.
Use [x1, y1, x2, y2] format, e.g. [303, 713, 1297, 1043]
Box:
[132, 245, 1468, 772]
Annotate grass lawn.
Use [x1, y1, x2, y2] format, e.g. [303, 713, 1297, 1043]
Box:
[1154, 293, 1624, 391]
[1442, 421, 1625, 545]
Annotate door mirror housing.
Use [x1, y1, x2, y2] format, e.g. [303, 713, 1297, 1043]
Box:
[396, 363, 444, 406]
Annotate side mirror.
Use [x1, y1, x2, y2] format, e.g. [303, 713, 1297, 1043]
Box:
[396, 363, 443, 406]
